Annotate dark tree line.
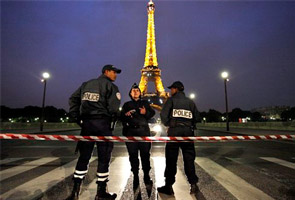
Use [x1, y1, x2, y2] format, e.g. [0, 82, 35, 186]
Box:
[281, 107, 295, 121]
[200, 107, 295, 122]
[1, 105, 294, 123]
[0, 106, 68, 122]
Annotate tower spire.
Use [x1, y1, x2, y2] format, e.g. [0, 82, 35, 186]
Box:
[144, 0, 158, 67]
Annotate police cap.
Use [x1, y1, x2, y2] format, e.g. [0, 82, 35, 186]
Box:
[167, 81, 184, 91]
[102, 64, 122, 74]
[129, 83, 141, 99]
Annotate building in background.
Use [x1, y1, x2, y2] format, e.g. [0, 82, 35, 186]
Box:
[251, 106, 290, 120]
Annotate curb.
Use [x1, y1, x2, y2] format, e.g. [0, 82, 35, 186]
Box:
[0, 128, 81, 135]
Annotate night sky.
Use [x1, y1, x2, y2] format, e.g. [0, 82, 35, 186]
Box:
[1, 0, 295, 112]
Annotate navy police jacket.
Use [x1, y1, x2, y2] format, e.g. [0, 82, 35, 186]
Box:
[69, 74, 121, 120]
[160, 91, 199, 128]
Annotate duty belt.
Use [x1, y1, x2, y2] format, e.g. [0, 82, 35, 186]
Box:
[169, 120, 192, 128]
[127, 124, 148, 129]
[82, 115, 110, 120]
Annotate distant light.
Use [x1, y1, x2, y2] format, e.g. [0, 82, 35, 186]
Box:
[27, 120, 30, 123]
[153, 124, 162, 133]
[42, 72, 50, 79]
[221, 71, 229, 79]
[159, 99, 163, 104]
[44, 120, 47, 123]
[189, 93, 196, 99]
[119, 107, 122, 111]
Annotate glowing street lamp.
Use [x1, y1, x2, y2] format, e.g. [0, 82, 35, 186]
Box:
[221, 71, 230, 131]
[42, 72, 50, 79]
[221, 71, 229, 79]
[189, 93, 196, 99]
[40, 72, 50, 131]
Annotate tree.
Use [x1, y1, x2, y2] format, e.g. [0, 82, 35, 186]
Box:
[281, 107, 295, 121]
[0, 105, 68, 122]
[229, 108, 252, 122]
[206, 109, 222, 122]
[251, 112, 262, 122]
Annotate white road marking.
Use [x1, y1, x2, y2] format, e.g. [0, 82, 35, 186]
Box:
[79, 157, 130, 200]
[260, 157, 295, 170]
[0, 157, 58, 181]
[0, 158, 23, 165]
[1, 157, 96, 200]
[195, 157, 274, 200]
[153, 157, 196, 200]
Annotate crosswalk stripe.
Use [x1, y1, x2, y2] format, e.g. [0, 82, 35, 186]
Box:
[260, 157, 295, 170]
[0, 157, 95, 200]
[79, 157, 130, 200]
[2, 156, 290, 199]
[152, 157, 165, 187]
[195, 157, 274, 200]
[153, 157, 196, 200]
[0, 157, 59, 181]
[0, 158, 23, 165]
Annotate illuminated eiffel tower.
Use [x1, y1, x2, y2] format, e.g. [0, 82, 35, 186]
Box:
[139, 0, 169, 110]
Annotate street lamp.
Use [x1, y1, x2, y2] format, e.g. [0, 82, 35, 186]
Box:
[189, 93, 196, 99]
[221, 71, 229, 131]
[40, 72, 50, 131]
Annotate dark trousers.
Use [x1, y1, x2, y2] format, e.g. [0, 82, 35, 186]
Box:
[126, 142, 151, 174]
[125, 126, 151, 174]
[74, 118, 113, 182]
[164, 127, 198, 185]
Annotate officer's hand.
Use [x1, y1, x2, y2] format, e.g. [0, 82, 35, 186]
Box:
[139, 106, 146, 115]
[125, 111, 133, 118]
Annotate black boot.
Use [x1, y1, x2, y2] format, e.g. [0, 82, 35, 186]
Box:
[67, 181, 82, 200]
[133, 173, 139, 190]
[190, 183, 199, 194]
[157, 184, 174, 195]
[143, 172, 153, 185]
[95, 180, 117, 200]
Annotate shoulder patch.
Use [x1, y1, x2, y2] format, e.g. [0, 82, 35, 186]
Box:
[116, 92, 121, 100]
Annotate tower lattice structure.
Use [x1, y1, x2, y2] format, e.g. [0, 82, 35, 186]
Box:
[139, 0, 169, 109]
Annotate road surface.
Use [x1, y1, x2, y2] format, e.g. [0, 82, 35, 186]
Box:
[0, 127, 294, 200]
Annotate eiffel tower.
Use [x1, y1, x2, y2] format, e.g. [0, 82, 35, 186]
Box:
[139, 0, 169, 110]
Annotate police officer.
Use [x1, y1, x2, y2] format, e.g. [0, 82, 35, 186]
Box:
[121, 83, 155, 190]
[157, 81, 199, 195]
[68, 64, 121, 200]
